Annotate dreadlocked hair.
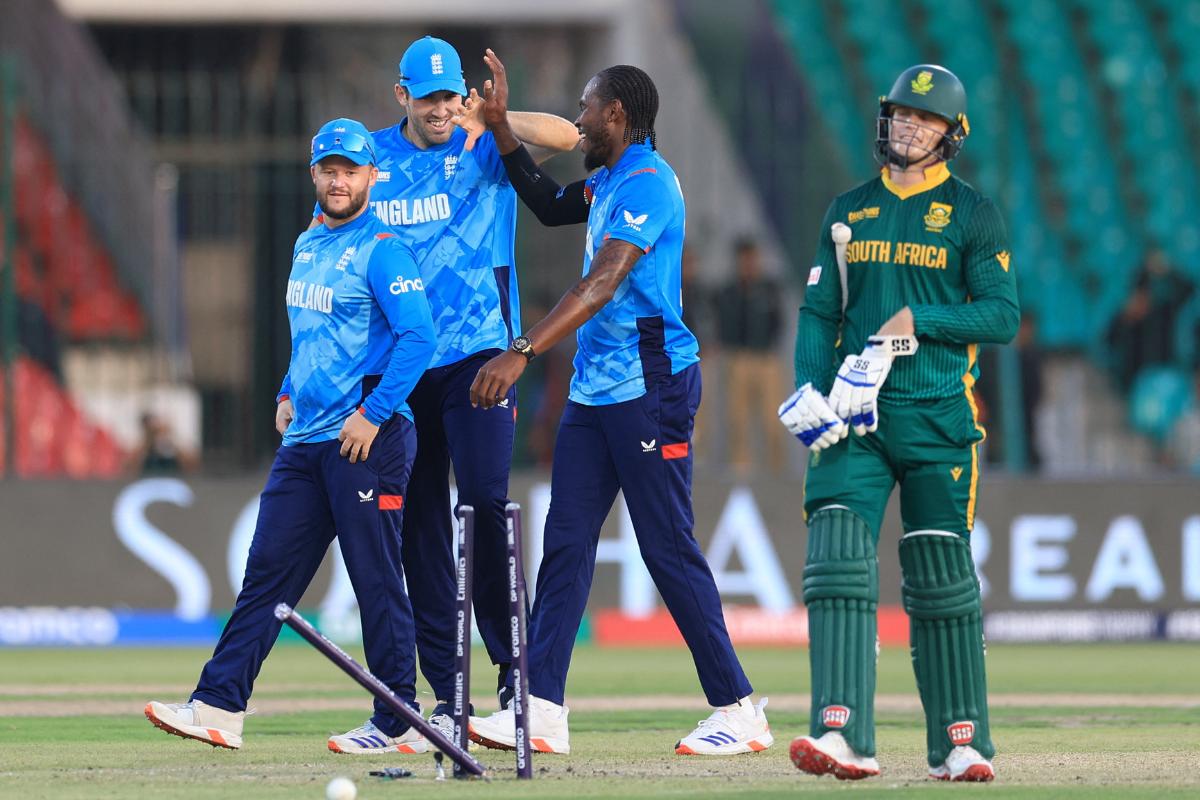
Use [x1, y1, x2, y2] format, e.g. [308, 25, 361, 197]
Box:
[595, 65, 659, 150]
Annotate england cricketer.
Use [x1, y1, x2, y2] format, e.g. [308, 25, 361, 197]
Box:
[308, 37, 578, 740]
[779, 65, 1018, 782]
[464, 53, 772, 756]
[145, 118, 437, 752]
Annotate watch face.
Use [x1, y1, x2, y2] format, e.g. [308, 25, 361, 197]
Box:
[513, 336, 530, 351]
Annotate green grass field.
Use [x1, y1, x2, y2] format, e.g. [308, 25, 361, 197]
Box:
[2, 643, 1198, 798]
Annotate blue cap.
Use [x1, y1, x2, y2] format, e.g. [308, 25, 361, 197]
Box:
[398, 36, 467, 98]
[310, 118, 377, 167]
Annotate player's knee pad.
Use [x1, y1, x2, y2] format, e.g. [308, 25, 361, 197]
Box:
[802, 506, 878, 607]
[899, 531, 994, 765]
[898, 531, 980, 619]
[803, 506, 879, 756]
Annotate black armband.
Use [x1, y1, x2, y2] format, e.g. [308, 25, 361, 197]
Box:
[500, 144, 590, 227]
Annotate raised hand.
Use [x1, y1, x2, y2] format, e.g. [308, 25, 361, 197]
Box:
[479, 48, 511, 130]
[450, 87, 486, 151]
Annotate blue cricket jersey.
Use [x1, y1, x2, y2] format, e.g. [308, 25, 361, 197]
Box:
[315, 121, 520, 368]
[278, 210, 436, 445]
[572, 142, 699, 405]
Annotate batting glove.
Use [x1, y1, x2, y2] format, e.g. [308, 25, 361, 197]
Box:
[778, 383, 848, 451]
[827, 335, 918, 436]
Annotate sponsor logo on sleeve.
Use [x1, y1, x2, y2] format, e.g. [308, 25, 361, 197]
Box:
[389, 276, 426, 295]
[623, 210, 649, 231]
[808, 266, 823, 286]
[996, 251, 1011, 272]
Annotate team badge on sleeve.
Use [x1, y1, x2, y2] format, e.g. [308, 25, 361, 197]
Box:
[808, 266, 823, 286]
[996, 251, 1011, 272]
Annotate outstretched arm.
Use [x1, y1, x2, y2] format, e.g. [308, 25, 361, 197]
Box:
[452, 50, 579, 163]
[471, 48, 590, 227]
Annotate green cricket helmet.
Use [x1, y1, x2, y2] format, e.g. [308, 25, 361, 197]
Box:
[874, 64, 970, 167]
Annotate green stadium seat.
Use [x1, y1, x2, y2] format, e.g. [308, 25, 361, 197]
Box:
[1128, 367, 1196, 442]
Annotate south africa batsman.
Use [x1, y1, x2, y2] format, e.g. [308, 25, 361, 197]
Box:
[778, 65, 1018, 782]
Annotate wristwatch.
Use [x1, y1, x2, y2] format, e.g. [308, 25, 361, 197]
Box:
[510, 335, 536, 362]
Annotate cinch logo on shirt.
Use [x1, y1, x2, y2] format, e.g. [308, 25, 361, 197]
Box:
[287, 279, 334, 313]
[389, 276, 426, 295]
[371, 194, 452, 227]
[294, 252, 314, 263]
[376, 171, 391, 182]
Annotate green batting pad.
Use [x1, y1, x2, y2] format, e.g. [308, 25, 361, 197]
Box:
[899, 532, 995, 766]
[802, 507, 878, 757]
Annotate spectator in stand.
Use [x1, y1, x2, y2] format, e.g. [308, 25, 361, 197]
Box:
[1106, 248, 1194, 388]
[715, 237, 785, 474]
[132, 412, 198, 475]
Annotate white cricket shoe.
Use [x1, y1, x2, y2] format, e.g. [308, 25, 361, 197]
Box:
[469, 695, 570, 754]
[144, 699, 244, 749]
[790, 731, 881, 780]
[327, 720, 428, 754]
[675, 697, 773, 755]
[929, 745, 995, 782]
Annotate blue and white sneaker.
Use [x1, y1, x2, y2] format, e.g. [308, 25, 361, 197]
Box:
[675, 697, 773, 755]
[327, 720, 428, 754]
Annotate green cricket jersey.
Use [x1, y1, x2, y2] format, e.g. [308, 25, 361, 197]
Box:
[793, 163, 1020, 402]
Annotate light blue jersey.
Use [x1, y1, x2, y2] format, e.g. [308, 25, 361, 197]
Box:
[317, 122, 520, 368]
[571, 142, 699, 405]
[279, 210, 436, 445]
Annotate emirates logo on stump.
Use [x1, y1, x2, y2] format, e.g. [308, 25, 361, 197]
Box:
[822, 705, 851, 729]
[947, 721, 975, 745]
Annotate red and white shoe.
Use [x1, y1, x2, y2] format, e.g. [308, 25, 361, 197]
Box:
[929, 745, 995, 782]
[790, 731, 880, 780]
[144, 699, 244, 749]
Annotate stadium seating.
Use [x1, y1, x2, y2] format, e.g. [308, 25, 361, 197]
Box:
[1, 114, 148, 476]
[756, 0, 1200, 466]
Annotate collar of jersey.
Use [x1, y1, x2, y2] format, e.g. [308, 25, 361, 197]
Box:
[880, 161, 950, 200]
[318, 207, 374, 236]
[610, 140, 653, 175]
[395, 117, 463, 153]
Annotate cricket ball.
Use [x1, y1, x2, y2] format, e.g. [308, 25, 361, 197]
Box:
[325, 776, 357, 800]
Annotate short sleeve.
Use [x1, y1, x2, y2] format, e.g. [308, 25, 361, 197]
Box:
[470, 131, 507, 184]
[603, 172, 674, 253]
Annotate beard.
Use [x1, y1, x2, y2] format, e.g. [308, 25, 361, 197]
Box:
[582, 127, 613, 171]
[317, 184, 370, 220]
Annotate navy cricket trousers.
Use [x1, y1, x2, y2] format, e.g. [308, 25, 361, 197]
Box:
[528, 363, 753, 707]
[402, 350, 517, 702]
[192, 416, 419, 737]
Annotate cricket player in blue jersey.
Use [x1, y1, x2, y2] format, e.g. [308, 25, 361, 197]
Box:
[309, 36, 578, 738]
[146, 118, 437, 754]
[465, 55, 772, 756]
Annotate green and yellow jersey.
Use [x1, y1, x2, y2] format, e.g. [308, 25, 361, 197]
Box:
[794, 163, 1020, 403]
